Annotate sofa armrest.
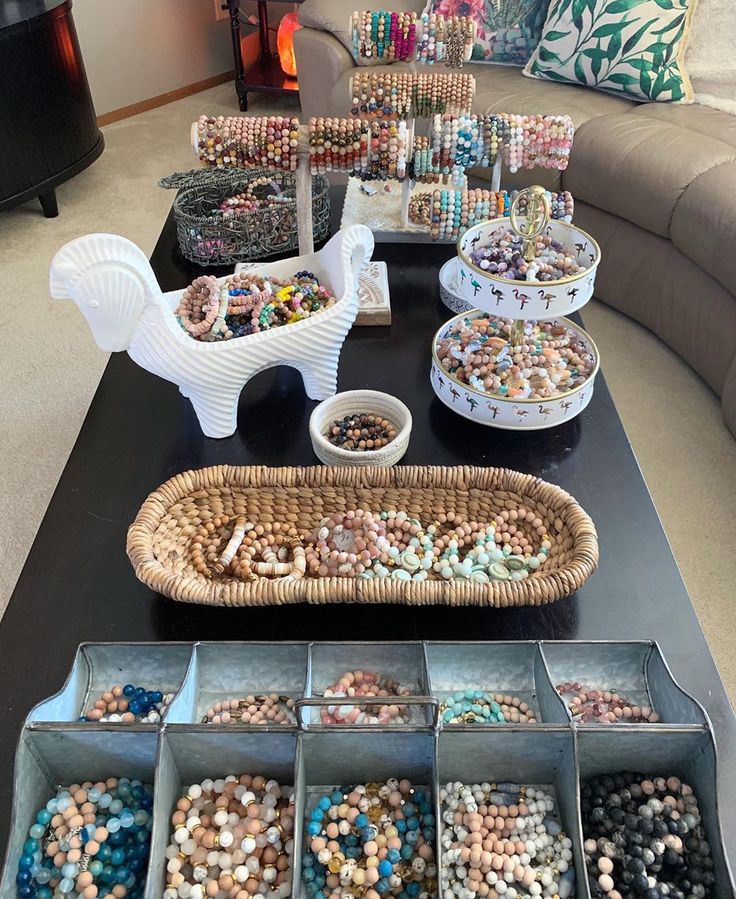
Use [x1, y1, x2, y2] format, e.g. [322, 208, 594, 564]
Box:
[294, 27, 356, 119]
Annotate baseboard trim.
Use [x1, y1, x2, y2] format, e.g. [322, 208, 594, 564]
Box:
[97, 72, 234, 127]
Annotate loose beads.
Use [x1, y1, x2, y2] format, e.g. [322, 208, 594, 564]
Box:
[164, 776, 294, 899]
[349, 72, 475, 119]
[175, 271, 336, 342]
[470, 229, 586, 282]
[326, 413, 398, 451]
[320, 670, 412, 724]
[436, 314, 596, 400]
[439, 691, 538, 725]
[202, 694, 296, 725]
[82, 684, 172, 723]
[304, 779, 436, 899]
[190, 507, 553, 583]
[196, 115, 299, 170]
[555, 683, 660, 724]
[16, 777, 153, 899]
[581, 773, 714, 899]
[429, 189, 574, 241]
[440, 782, 575, 899]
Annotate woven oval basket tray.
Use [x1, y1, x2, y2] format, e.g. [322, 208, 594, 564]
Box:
[127, 465, 598, 607]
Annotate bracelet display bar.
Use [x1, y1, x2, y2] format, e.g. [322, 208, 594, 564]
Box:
[2, 641, 733, 899]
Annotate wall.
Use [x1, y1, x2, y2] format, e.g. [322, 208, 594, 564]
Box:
[72, 0, 233, 116]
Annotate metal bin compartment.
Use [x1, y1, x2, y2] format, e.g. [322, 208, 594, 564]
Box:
[0, 728, 158, 899]
[303, 642, 431, 727]
[540, 642, 707, 726]
[166, 642, 308, 725]
[27, 642, 194, 725]
[576, 729, 735, 898]
[436, 729, 586, 899]
[293, 730, 438, 899]
[148, 730, 298, 899]
[425, 642, 568, 725]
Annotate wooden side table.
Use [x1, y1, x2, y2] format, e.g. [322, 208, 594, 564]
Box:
[225, 0, 300, 111]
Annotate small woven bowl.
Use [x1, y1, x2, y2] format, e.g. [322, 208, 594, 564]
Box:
[309, 390, 412, 466]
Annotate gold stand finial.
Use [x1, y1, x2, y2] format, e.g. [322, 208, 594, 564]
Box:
[509, 185, 550, 262]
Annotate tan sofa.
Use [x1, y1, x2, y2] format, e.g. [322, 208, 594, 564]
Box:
[295, 4, 736, 436]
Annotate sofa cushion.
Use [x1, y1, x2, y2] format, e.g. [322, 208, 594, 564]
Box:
[469, 62, 634, 127]
[629, 102, 736, 149]
[671, 160, 736, 298]
[563, 113, 736, 237]
[299, 0, 425, 58]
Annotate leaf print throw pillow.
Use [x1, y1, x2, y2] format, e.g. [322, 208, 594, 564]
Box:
[523, 0, 698, 102]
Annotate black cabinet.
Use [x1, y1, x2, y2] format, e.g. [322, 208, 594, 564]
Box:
[0, 0, 104, 217]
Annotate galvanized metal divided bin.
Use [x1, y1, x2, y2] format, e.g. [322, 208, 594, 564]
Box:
[3, 641, 733, 899]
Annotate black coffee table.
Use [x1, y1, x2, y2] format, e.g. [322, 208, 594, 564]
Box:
[1, 189, 734, 855]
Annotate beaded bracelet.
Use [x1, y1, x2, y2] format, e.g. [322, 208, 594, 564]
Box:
[416, 12, 475, 66]
[196, 115, 299, 170]
[82, 683, 172, 723]
[414, 113, 574, 182]
[350, 10, 417, 61]
[175, 270, 336, 342]
[16, 778, 154, 899]
[581, 774, 713, 899]
[440, 690, 539, 724]
[437, 314, 596, 400]
[320, 670, 412, 724]
[349, 72, 475, 119]
[304, 779, 436, 899]
[164, 776, 294, 899]
[191, 507, 553, 583]
[555, 682, 660, 723]
[441, 781, 575, 899]
[429, 188, 574, 241]
[308, 116, 408, 181]
[202, 694, 296, 725]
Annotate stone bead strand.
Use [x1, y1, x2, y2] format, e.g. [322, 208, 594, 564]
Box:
[82, 684, 172, 724]
[196, 115, 299, 170]
[164, 775, 295, 899]
[15, 777, 154, 899]
[350, 11, 418, 61]
[555, 683, 660, 724]
[175, 271, 336, 342]
[308, 117, 408, 181]
[581, 773, 714, 899]
[202, 694, 296, 725]
[303, 779, 437, 899]
[326, 413, 398, 451]
[191, 507, 554, 583]
[440, 692, 539, 725]
[320, 669, 413, 724]
[349, 72, 475, 118]
[440, 782, 575, 899]
[429, 189, 574, 241]
[436, 314, 596, 400]
[413, 114, 573, 182]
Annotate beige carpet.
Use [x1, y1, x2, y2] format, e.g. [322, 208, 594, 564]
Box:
[1, 83, 734, 702]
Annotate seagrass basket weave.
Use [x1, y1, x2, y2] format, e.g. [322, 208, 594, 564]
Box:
[127, 466, 598, 607]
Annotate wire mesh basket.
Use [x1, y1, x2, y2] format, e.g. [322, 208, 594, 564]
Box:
[159, 168, 331, 267]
